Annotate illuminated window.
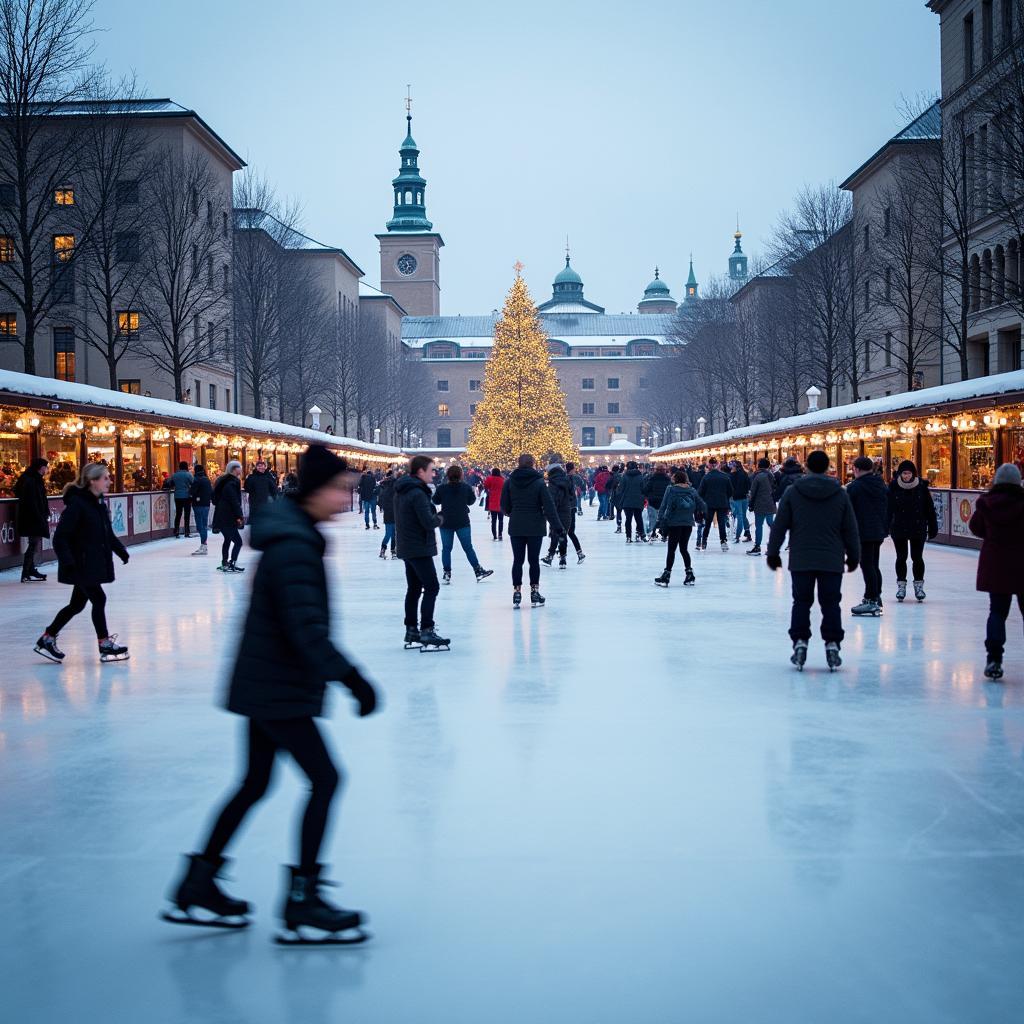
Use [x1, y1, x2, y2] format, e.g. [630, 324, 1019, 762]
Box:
[53, 327, 75, 382]
[0, 235, 14, 262]
[117, 310, 140, 337]
[118, 379, 141, 394]
[54, 187, 75, 206]
[437, 402, 450, 417]
[0, 312, 16, 338]
[52, 236, 74, 301]
[53, 234, 74, 262]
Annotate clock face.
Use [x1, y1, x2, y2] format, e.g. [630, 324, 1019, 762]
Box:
[397, 253, 417, 276]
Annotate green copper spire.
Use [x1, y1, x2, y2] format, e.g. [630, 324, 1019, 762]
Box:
[729, 218, 748, 282]
[386, 93, 432, 232]
[684, 256, 699, 301]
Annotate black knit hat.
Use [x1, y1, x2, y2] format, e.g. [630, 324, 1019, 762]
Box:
[298, 445, 348, 498]
[806, 449, 830, 474]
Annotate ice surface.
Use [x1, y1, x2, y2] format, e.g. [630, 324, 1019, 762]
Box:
[1, 511, 1023, 1023]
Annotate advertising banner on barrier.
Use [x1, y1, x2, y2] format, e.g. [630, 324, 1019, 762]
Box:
[132, 494, 151, 535]
[951, 491, 980, 538]
[931, 489, 950, 536]
[108, 496, 129, 537]
[152, 492, 170, 532]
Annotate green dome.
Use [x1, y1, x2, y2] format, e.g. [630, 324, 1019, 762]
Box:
[644, 268, 670, 296]
[554, 257, 583, 286]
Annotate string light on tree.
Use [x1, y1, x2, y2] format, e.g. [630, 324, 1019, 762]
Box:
[465, 265, 579, 468]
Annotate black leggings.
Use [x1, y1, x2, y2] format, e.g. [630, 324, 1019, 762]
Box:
[624, 508, 645, 539]
[510, 535, 543, 587]
[404, 556, 440, 629]
[48, 584, 108, 639]
[549, 527, 582, 558]
[220, 525, 242, 564]
[893, 536, 926, 581]
[665, 526, 693, 571]
[202, 717, 340, 872]
[489, 510, 504, 538]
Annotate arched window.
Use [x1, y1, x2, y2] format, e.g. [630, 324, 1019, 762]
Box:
[1010, 239, 1021, 298]
[994, 245, 1006, 304]
[970, 254, 982, 313]
[982, 249, 993, 308]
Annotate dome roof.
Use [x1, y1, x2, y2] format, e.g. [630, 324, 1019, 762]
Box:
[644, 268, 671, 297]
[554, 257, 583, 286]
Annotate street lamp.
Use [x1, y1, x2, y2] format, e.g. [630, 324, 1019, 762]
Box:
[373, 427, 381, 445]
[696, 416, 707, 438]
[309, 405, 322, 431]
[673, 426, 682, 442]
[805, 386, 822, 412]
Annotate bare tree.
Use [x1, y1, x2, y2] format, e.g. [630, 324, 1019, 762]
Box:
[321, 304, 357, 436]
[139, 149, 230, 401]
[391, 352, 433, 445]
[0, 0, 99, 373]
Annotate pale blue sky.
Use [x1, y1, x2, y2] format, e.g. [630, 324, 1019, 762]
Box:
[93, 0, 938, 314]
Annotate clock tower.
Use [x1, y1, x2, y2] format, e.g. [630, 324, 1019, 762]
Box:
[376, 97, 443, 316]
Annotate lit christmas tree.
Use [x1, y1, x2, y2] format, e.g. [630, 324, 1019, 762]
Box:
[466, 266, 579, 467]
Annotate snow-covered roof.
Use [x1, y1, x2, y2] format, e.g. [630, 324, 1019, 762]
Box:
[653, 370, 1024, 456]
[0, 369, 402, 456]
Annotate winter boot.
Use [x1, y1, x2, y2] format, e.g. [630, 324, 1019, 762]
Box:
[34, 633, 64, 662]
[163, 853, 250, 927]
[474, 566, 494, 581]
[791, 640, 808, 671]
[896, 580, 907, 602]
[913, 580, 926, 602]
[825, 641, 842, 672]
[654, 570, 671, 588]
[984, 659, 1004, 680]
[513, 588, 522, 609]
[541, 553, 554, 566]
[684, 568, 696, 586]
[442, 569, 451, 585]
[530, 586, 545, 607]
[277, 865, 365, 944]
[403, 626, 421, 649]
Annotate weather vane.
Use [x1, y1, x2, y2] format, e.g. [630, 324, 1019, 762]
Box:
[405, 85, 412, 115]
[514, 260, 524, 277]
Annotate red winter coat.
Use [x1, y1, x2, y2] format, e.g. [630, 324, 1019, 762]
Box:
[969, 484, 1024, 595]
[482, 474, 505, 512]
[594, 470, 611, 494]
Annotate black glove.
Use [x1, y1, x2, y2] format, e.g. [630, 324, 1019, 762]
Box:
[927, 530, 938, 541]
[342, 667, 378, 717]
[846, 556, 859, 573]
[765, 553, 782, 571]
[119, 550, 130, 565]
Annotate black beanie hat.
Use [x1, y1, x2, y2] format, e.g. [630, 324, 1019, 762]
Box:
[896, 460, 918, 478]
[806, 449, 830, 474]
[298, 445, 348, 498]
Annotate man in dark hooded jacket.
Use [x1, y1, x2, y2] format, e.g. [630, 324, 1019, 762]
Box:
[766, 449, 860, 670]
[697, 458, 732, 549]
[542, 456, 584, 567]
[616, 461, 647, 542]
[846, 455, 889, 614]
[642, 464, 670, 538]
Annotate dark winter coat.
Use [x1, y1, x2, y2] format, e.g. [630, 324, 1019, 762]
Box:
[766, 473, 861, 574]
[190, 472, 213, 508]
[969, 484, 1024, 595]
[226, 497, 354, 719]
[357, 472, 378, 502]
[688, 466, 706, 490]
[394, 475, 440, 558]
[546, 466, 576, 528]
[483, 473, 505, 512]
[729, 467, 751, 499]
[697, 468, 732, 510]
[169, 469, 194, 500]
[244, 469, 277, 517]
[775, 461, 803, 501]
[887, 479, 938, 540]
[607, 471, 622, 505]
[212, 473, 244, 532]
[616, 468, 646, 509]
[845, 473, 889, 542]
[377, 476, 397, 524]
[657, 484, 706, 529]
[500, 466, 563, 537]
[642, 469, 671, 510]
[14, 469, 50, 538]
[746, 470, 777, 515]
[51, 487, 128, 587]
[432, 480, 476, 530]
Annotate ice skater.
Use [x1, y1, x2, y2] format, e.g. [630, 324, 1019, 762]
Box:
[846, 455, 889, 615]
[482, 467, 505, 540]
[654, 471, 705, 587]
[887, 460, 938, 602]
[14, 456, 50, 581]
[164, 446, 378, 943]
[431, 464, 493, 583]
[765, 449, 860, 671]
[212, 461, 245, 572]
[34, 463, 130, 664]
[542, 455, 584, 567]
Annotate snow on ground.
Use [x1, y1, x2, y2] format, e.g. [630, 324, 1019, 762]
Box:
[1, 508, 1023, 1023]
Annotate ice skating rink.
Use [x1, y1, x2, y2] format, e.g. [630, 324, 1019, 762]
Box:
[1, 510, 1023, 1023]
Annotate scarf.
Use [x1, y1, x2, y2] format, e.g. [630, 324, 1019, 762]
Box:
[896, 476, 918, 490]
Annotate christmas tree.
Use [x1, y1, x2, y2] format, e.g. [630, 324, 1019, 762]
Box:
[466, 266, 579, 468]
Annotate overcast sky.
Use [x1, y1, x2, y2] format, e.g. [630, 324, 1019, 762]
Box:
[92, 0, 939, 315]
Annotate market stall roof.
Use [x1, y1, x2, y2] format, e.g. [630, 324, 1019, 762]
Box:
[652, 370, 1024, 457]
[0, 369, 403, 456]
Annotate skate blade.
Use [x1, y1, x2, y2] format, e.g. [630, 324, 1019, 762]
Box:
[275, 926, 370, 946]
[403, 643, 421, 650]
[161, 908, 249, 929]
[100, 654, 130, 663]
[33, 646, 63, 664]
[419, 645, 450, 652]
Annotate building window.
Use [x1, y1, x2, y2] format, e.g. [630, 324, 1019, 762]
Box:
[469, 403, 478, 416]
[53, 327, 74, 382]
[607, 402, 620, 415]
[117, 179, 138, 205]
[0, 182, 14, 206]
[0, 312, 16, 339]
[0, 235, 13, 262]
[223, 264, 229, 291]
[223, 327, 230, 360]
[469, 379, 481, 391]
[582, 378, 595, 390]
[52, 235, 74, 301]
[437, 379, 449, 392]
[207, 321, 214, 355]
[863, 278, 870, 311]
[885, 266, 892, 301]
[607, 377, 620, 390]
[575, 349, 596, 357]
[885, 331, 893, 367]
[194, 379, 202, 407]
[582, 427, 595, 447]
[437, 428, 451, 447]
[883, 206, 891, 237]
[118, 379, 141, 394]
[633, 345, 654, 356]
[117, 310, 140, 338]
[437, 402, 450, 417]
[209, 383, 217, 409]
[207, 254, 213, 286]
[964, 11, 975, 79]
[582, 402, 595, 415]
[116, 232, 139, 263]
[54, 186, 74, 207]
[225, 387, 231, 412]
[864, 338, 872, 372]
[863, 224, 870, 252]
[983, 0, 994, 62]
[604, 350, 622, 357]
[639, 376, 649, 388]
[222, 211, 228, 237]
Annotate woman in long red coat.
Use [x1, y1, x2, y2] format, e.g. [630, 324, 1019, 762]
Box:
[482, 468, 505, 541]
[969, 463, 1024, 680]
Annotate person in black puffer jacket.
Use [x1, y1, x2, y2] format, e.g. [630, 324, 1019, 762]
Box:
[34, 462, 130, 663]
[168, 446, 377, 935]
[728, 462, 752, 544]
[395, 455, 445, 643]
[542, 458, 583, 566]
[642, 464, 670, 538]
[212, 462, 245, 570]
[607, 464, 624, 530]
[887, 459, 938, 600]
[775, 457, 803, 502]
[500, 453, 564, 606]
[845, 455, 890, 611]
[243, 460, 278, 523]
[189, 463, 214, 555]
[616, 461, 647, 542]
[357, 469, 378, 529]
[697, 458, 732, 548]
[432, 464, 491, 582]
[376, 470, 398, 558]
[14, 456, 50, 581]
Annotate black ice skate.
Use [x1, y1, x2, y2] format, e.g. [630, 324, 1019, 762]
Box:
[851, 600, 882, 617]
[896, 580, 907, 602]
[654, 570, 671, 587]
[558, 557, 567, 569]
[540, 553, 554, 566]
[984, 659, 1004, 680]
[825, 642, 842, 672]
[791, 640, 808, 671]
[442, 569, 451, 585]
[21, 570, 46, 582]
[746, 546, 761, 556]
[474, 566, 494, 581]
[684, 568, 696, 586]
[418, 627, 451, 652]
[226, 561, 245, 573]
[34, 633, 64, 663]
[913, 580, 926, 602]
[275, 865, 368, 946]
[615, 526, 622, 534]
[162, 853, 250, 929]
[577, 552, 586, 564]
[403, 627, 421, 649]
[98, 635, 129, 662]
[379, 548, 387, 559]
[530, 586, 545, 607]
[513, 589, 522, 609]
